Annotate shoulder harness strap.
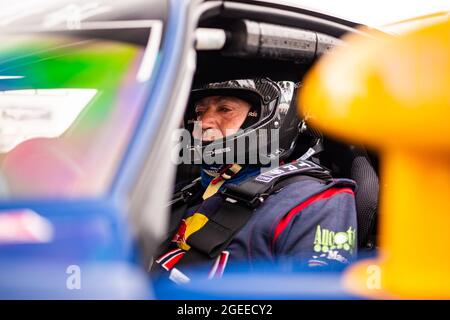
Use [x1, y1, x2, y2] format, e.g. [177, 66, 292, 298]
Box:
[222, 159, 332, 208]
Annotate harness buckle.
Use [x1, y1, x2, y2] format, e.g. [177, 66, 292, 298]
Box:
[221, 186, 269, 209]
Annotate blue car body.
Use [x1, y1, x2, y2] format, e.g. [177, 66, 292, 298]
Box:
[0, 0, 184, 299]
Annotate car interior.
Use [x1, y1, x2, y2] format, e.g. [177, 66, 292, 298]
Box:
[174, 3, 381, 252]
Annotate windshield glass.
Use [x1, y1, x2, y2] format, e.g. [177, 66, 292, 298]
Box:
[0, 24, 160, 199]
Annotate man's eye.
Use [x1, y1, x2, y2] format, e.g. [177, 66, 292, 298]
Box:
[218, 106, 232, 112]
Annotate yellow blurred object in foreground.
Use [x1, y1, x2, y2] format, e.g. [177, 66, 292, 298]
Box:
[300, 20, 450, 299]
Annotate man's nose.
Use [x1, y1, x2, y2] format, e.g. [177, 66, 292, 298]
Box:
[200, 108, 218, 128]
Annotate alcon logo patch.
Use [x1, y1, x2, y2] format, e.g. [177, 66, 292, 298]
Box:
[313, 225, 356, 254]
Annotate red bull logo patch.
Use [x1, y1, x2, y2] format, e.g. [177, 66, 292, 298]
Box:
[172, 213, 209, 251]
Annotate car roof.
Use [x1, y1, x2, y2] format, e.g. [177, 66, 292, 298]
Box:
[0, 0, 168, 30]
[223, 0, 450, 30]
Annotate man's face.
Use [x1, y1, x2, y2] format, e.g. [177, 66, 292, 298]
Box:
[192, 95, 251, 141]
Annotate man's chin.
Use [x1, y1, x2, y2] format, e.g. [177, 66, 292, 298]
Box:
[201, 137, 219, 142]
[201, 133, 223, 142]
[192, 135, 219, 143]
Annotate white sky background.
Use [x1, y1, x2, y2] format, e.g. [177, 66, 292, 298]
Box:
[0, 0, 448, 27]
[256, 0, 450, 26]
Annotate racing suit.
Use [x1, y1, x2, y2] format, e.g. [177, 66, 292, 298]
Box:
[152, 162, 357, 280]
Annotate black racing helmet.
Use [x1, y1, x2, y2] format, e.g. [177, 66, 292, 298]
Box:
[183, 78, 303, 165]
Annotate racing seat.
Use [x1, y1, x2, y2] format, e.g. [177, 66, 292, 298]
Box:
[318, 138, 379, 251]
[347, 147, 379, 251]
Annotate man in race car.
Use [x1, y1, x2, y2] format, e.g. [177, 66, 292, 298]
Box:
[151, 78, 357, 282]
